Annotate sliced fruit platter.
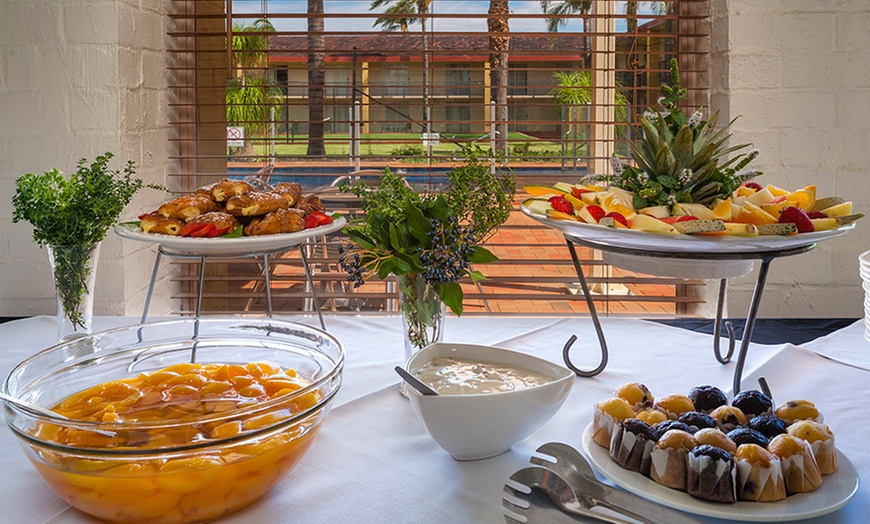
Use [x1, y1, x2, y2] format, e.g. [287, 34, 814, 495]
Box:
[521, 181, 861, 254]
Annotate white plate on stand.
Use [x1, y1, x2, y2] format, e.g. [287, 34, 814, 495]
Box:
[115, 216, 346, 256]
[581, 424, 859, 522]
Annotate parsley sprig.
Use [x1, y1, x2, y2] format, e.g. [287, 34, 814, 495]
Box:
[12, 153, 164, 329]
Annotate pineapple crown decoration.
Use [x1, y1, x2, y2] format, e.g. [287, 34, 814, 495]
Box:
[595, 58, 762, 209]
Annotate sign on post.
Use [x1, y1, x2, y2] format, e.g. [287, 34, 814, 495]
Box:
[422, 132, 440, 148]
[227, 126, 245, 147]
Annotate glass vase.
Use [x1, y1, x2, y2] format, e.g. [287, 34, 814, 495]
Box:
[47, 243, 101, 342]
[397, 273, 446, 397]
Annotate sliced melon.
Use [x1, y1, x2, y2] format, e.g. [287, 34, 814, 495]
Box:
[673, 202, 716, 220]
[810, 218, 839, 231]
[546, 209, 579, 222]
[735, 201, 778, 225]
[552, 182, 575, 193]
[630, 214, 679, 234]
[819, 201, 852, 217]
[697, 223, 759, 237]
[522, 198, 552, 216]
[523, 185, 565, 197]
[563, 193, 585, 211]
[746, 187, 776, 207]
[832, 213, 864, 226]
[639, 205, 671, 219]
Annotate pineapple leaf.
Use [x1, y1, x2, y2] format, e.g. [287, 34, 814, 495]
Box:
[671, 126, 695, 167]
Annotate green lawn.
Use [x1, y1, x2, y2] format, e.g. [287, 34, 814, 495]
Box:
[246, 132, 588, 162]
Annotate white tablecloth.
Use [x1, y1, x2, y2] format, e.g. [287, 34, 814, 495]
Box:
[0, 315, 866, 523]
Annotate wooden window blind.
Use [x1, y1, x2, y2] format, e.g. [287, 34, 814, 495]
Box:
[166, 0, 711, 317]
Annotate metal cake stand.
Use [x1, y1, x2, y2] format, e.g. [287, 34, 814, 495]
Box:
[560, 234, 816, 394]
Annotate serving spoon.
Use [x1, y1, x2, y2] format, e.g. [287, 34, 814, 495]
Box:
[0, 391, 68, 420]
[0, 392, 116, 436]
[394, 366, 439, 396]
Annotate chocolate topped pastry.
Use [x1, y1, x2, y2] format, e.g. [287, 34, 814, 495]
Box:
[654, 420, 694, 440]
[687, 444, 737, 503]
[727, 427, 770, 448]
[689, 385, 728, 413]
[748, 415, 788, 439]
[610, 418, 657, 475]
[678, 411, 717, 433]
[732, 390, 774, 419]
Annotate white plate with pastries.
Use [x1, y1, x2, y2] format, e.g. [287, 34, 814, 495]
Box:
[115, 216, 346, 256]
[522, 205, 855, 254]
[581, 424, 859, 522]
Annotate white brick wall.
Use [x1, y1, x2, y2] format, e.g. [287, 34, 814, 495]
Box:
[0, 0, 174, 318]
[712, 0, 870, 318]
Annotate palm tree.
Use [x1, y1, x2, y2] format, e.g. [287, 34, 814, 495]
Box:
[227, 19, 277, 151]
[307, 0, 326, 157]
[549, 70, 629, 168]
[488, 0, 510, 156]
[539, 1, 592, 33]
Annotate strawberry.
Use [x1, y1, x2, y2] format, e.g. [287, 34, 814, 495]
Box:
[138, 211, 158, 220]
[743, 182, 763, 191]
[604, 211, 629, 227]
[807, 210, 828, 219]
[586, 205, 606, 222]
[779, 206, 814, 233]
[188, 223, 215, 237]
[206, 226, 231, 237]
[179, 222, 210, 237]
[548, 195, 573, 214]
[310, 211, 334, 226]
[304, 214, 320, 229]
[571, 187, 592, 198]
[676, 215, 699, 222]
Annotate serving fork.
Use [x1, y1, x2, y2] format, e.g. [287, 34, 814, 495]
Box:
[530, 442, 702, 524]
[504, 466, 634, 523]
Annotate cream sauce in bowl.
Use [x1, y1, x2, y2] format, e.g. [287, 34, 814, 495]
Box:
[415, 356, 554, 395]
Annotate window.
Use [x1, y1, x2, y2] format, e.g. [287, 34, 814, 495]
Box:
[167, 0, 711, 317]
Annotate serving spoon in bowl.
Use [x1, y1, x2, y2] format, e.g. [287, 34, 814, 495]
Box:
[0, 391, 68, 420]
[0, 392, 116, 436]
[394, 366, 439, 396]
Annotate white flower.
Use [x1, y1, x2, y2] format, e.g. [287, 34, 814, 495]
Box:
[688, 109, 703, 127]
[657, 96, 666, 106]
[610, 155, 625, 175]
[667, 194, 678, 206]
[637, 171, 650, 185]
[679, 168, 693, 184]
[738, 168, 761, 178]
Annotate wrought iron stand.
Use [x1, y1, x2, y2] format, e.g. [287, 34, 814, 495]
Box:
[140, 243, 326, 331]
[561, 234, 815, 394]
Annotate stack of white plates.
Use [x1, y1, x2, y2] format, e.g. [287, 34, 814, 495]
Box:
[860, 250, 870, 341]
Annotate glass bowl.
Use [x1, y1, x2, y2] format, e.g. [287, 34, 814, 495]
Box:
[2, 318, 344, 523]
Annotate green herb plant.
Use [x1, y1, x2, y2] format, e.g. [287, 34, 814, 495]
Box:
[339, 144, 516, 318]
[12, 152, 164, 330]
[593, 58, 762, 210]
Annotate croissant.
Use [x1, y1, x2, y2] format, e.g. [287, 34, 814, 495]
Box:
[273, 182, 303, 207]
[225, 191, 290, 217]
[295, 195, 326, 215]
[140, 215, 185, 236]
[210, 178, 253, 202]
[158, 194, 219, 221]
[187, 211, 240, 231]
[244, 208, 305, 236]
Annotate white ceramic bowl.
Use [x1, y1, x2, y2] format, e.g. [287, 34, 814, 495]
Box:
[405, 342, 574, 460]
